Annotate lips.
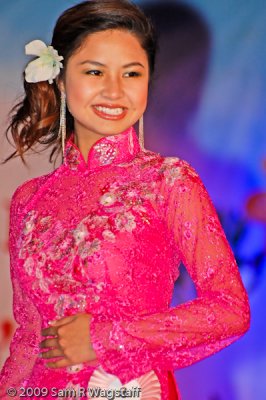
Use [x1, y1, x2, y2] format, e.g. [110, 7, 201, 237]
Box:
[92, 104, 128, 121]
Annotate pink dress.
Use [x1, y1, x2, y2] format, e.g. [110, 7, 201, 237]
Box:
[0, 126, 250, 399]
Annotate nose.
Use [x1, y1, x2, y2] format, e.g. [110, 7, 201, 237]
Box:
[102, 75, 124, 100]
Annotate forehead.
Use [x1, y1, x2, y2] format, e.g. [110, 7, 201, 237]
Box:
[69, 29, 148, 64]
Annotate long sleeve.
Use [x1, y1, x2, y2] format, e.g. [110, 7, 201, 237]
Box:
[0, 188, 42, 398]
[89, 159, 250, 375]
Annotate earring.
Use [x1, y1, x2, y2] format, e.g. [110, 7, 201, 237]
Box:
[59, 91, 66, 158]
[139, 114, 145, 150]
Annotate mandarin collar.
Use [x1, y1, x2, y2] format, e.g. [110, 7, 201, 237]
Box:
[63, 126, 141, 171]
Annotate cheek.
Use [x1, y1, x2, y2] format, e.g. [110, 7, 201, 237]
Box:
[65, 78, 95, 112]
[135, 84, 149, 109]
[131, 85, 148, 108]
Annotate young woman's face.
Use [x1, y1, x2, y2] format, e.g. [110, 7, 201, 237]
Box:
[61, 29, 149, 140]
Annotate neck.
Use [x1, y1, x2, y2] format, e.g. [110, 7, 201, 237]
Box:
[73, 135, 98, 164]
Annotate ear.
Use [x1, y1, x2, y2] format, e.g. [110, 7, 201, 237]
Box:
[56, 77, 65, 94]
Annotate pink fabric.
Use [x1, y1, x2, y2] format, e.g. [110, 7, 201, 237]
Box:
[0, 126, 250, 399]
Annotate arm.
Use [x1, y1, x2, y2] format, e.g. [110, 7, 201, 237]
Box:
[0, 188, 42, 398]
[89, 160, 250, 375]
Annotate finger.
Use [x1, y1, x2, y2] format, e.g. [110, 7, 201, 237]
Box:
[40, 348, 64, 359]
[49, 315, 75, 326]
[39, 338, 59, 349]
[45, 357, 74, 369]
[41, 326, 58, 337]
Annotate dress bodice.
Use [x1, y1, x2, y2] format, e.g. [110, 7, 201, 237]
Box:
[0, 126, 250, 400]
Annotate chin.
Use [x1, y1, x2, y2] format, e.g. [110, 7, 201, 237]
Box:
[96, 122, 133, 135]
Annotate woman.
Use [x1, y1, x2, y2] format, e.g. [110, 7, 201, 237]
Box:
[0, 1, 250, 399]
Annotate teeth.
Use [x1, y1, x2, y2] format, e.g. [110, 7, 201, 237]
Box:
[94, 106, 124, 115]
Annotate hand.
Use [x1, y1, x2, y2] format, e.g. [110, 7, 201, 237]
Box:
[39, 312, 98, 369]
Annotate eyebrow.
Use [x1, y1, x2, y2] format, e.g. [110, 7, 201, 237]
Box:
[78, 60, 145, 68]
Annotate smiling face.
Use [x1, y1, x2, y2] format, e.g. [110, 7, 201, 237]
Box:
[60, 29, 149, 144]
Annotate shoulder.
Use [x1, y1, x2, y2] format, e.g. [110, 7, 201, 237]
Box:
[159, 156, 199, 180]
[10, 172, 52, 215]
[137, 149, 201, 181]
[141, 150, 200, 185]
[136, 150, 205, 201]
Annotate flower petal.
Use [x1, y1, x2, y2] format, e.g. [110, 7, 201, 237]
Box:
[25, 40, 47, 56]
[25, 58, 55, 83]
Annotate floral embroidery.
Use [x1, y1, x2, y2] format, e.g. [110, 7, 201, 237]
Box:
[23, 210, 37, 234]
[64, 143, 82, 170]
[115, 211, 136, 232]
[102, 229, 116, 242]
[47, 293, 88, 318]
[19, 183, 154, 298]
[77, 238, 101, 259]
[23, 257, 35, 275]
[162, 157, 181, 165]
[94, 142, 118, 165]
[73, 224, 89, 245]
[99, 192, 117, 206]
[165, 166, 182, 186]
[158, 157, 200, 187]
[158, 158, 183, 187]
[98, 181, 156, 211]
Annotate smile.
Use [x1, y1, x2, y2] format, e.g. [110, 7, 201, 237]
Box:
[94, 106, 124, 115]
[92, 105, 128, 120]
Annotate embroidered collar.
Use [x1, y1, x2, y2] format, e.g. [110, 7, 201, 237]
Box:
[63, 126, 141, 171]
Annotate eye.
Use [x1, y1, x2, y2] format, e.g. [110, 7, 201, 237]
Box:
[124, 71, 142, 78]
[85, 70, 102, 76]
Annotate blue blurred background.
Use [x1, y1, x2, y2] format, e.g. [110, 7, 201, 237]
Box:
[0, 1, 265, 399]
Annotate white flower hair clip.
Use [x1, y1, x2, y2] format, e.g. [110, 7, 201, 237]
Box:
[24, 40, 64, 84]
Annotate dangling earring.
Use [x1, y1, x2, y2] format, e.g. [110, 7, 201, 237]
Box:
[58, 91, 66, 159]
[139, 114, 145, 150]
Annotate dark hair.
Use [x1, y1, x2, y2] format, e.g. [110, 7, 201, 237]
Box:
[2, 0, 157, 166]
